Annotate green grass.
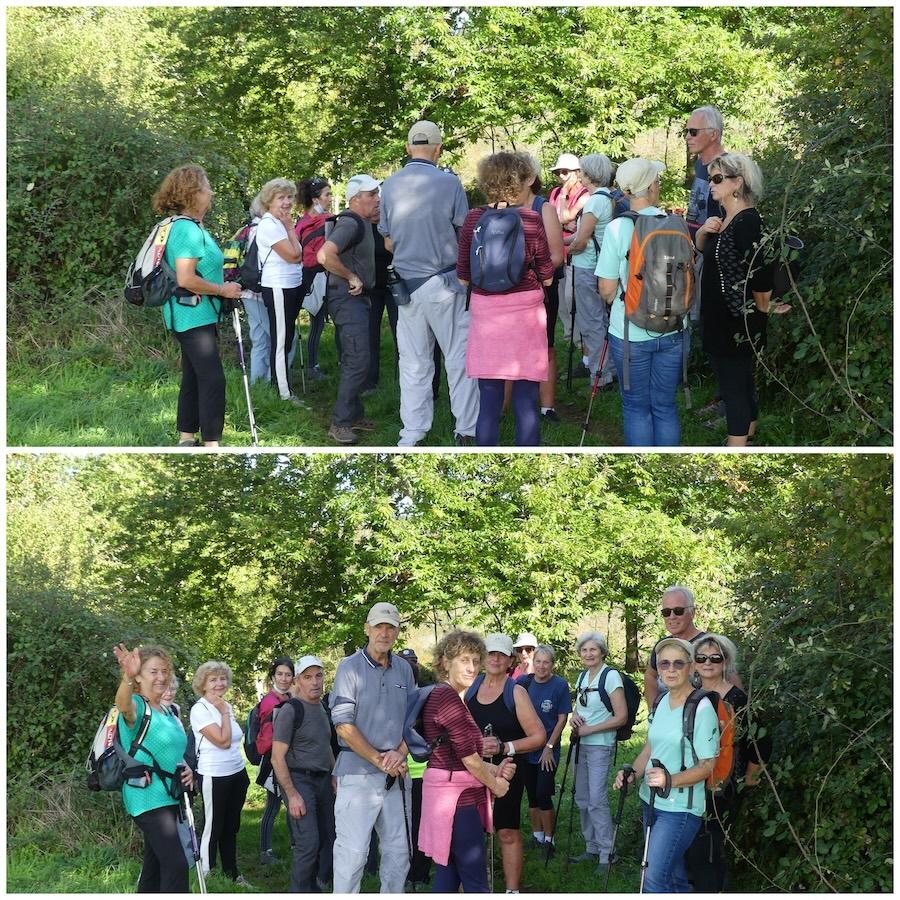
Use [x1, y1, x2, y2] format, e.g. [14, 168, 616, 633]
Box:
[7, 727, 764, 893]
[6, 295, 817, 448]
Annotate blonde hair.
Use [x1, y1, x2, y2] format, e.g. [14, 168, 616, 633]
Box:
[192, 660, 233, 696]
[708, 153, 764, 204]
[258, 177, 297, 211]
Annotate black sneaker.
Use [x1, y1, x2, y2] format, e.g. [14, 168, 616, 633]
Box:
[454, 433, 475, 446]
[573, 362, 591, 378]
[541, 409, 562, 425]
[543, 840, 556, 859]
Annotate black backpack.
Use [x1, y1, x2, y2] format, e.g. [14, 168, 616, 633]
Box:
[243, 700, 264, 766]
[576, 666, 641, 742]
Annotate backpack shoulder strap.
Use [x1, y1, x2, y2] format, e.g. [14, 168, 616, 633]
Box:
[597, 666, 614, 714]
[503, 678, 517, 713]
[464, 673, 486, 704]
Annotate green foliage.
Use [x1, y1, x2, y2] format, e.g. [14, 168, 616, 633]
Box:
[7, 590, 198, 771]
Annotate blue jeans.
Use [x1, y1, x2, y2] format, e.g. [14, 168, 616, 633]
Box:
[608, 332, 683, 446]
[641, 802, 702, 893]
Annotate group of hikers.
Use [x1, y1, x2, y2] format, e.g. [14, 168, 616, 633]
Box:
[110, 585, 771, 894]
[143, 105, 790, 448]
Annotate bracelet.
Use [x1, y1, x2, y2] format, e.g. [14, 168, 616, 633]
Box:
[545, 742, 554, 749]
[506, 741, 515, 756]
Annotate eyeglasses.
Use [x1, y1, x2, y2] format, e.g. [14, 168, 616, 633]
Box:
[694, 653, 724, 664]
[683, 127, 715, 137]
[709, 174, 740, 185]
[661, 606, 692, 617]
[658, 659, 688, 671]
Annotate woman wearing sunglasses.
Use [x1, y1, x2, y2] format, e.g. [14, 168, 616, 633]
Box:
[568, 631, 627, 870]
[686, 635, 772, 891]
[695, 153, 783, 446]
[614, 637, 719, 893]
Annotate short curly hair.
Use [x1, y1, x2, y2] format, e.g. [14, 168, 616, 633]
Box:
[258, 178, 297, 212]
[133, 646, 173, 690]
[192, 660, 233, 696]
[477, 152, 534, 205]
[432, 629, 486, 681]
[151, 165, 209, 215]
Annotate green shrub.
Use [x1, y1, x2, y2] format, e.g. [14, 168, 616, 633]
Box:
[7, 589, 198, 772]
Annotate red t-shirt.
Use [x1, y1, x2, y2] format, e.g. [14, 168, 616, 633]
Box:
[424, 683, 487, 807]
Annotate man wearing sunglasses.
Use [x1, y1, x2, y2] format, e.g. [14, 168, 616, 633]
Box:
[643, 585, 743, 708]
[684, 106, 727, 244]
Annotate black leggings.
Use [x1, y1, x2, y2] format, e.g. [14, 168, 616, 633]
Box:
[477, 379, 540, 447]
[259, 788, 283, 853]
[523, 760, 556, 812]
[134, 804, 189, 893]
[200, 768, 249, 879]
[263, 285, 303, 399]
[173, 324, 225, 441]
[707, 353, 758, 437]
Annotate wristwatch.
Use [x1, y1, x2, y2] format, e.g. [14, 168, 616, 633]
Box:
[545, 742, 554, 750]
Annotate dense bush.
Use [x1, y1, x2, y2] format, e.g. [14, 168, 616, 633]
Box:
[730, 456, 892, 890]
[7, 590, 198, 772]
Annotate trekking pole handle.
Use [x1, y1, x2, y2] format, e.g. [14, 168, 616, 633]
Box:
[649, 758, 672, 799]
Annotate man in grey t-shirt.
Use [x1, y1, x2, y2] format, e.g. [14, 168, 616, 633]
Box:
[329, 602, 417, 893]
[270, 655, 336, 893]
[318, 174, 381, 446]
[378, 120, 479, 446]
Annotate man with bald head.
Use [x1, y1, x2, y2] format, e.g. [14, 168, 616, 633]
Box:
[643, 585, 743, 708]
[378, 120, 479, 446]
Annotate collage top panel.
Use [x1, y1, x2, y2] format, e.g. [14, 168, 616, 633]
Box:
[7, 7, 892, 449]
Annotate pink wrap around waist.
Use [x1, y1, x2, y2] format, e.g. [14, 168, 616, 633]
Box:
[417, 767, 493, 866]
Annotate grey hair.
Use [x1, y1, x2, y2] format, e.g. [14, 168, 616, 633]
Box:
[534, 644, 556, 664]
[575, 631, 608, 657]
[519, 152, 542, 179]
[708, 152, 764, 204]
[249, 192, 266, 219]
[694, 633, 739, 681]
[192, 660, 233, 696]
[662, 585, 696, 608]
[693, 105, 724, 138]
[579, 153, 614, 188]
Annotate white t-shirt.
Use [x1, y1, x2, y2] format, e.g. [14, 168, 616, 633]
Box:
[190, 698, 245, 777]
[256, 213, 302, 289]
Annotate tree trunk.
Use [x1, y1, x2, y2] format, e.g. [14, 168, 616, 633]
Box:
[624, 605, 639, 673]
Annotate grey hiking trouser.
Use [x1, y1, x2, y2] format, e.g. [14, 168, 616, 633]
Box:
[329, 293, 371, 427]
[573, 266, 613, 383]
[286, 771, 335, 892]
[574, 743, 615, 863]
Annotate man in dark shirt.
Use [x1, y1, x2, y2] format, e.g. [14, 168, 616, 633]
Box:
[685, 105, 727, 243]
[317, 174, 381, 445]
[270, 655, 336, 893]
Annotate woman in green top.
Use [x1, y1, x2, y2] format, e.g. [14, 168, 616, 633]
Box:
[113, 642, 194, 893]
[151, 165, 243, 447]
[614, 637, 719, 892]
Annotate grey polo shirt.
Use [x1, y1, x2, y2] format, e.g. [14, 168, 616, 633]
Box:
[330, 647, 417, 776]
[377, 159, 469, 280]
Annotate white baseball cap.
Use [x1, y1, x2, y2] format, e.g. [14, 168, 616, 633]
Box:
[484, 633, 514, 656]
[345, 174, 382, 202]
[551, 153, 581, 172]
[366, 601, 400, 627]
[615, 158, 665, 194]
[295, 655, 324, 675]
[513, 632, 538, 649]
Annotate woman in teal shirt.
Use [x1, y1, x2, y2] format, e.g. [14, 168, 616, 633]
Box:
[614, 637, 719, 892]
[113, 642, 194, 892]
[151, 165, 243, 446]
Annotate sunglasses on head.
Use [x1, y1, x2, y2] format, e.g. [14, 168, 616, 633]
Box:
[658, 659, 688, 671]
[661, 606, 691, 617]
[683, 127, 714, 137]
[695, 653, 724, 664]
[709, 173, 739, 185]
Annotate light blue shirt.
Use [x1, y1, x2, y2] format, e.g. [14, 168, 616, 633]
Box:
[571, 190, 614, 272]
[574, 665, 623, 748]
[595, 206, 667, 342]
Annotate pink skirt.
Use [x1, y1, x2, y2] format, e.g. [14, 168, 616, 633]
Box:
[465, 286, 549, 382]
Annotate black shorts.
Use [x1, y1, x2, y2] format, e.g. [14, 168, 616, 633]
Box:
[522, 760, 556, 811]
[492, 759, 526, 831]
[544, 270, 563, 349]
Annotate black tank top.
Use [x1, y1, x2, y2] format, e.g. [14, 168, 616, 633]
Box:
[467, 685, 526, 762]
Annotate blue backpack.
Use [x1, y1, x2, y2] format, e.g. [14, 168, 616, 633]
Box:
[584, 188, 631, 255]
[469, 205, 529, 293]
[464, 673, 517, 711]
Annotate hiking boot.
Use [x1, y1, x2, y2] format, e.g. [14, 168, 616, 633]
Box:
[177, 438, 200, 447]
[454, 433, 475, 446]
[329, 423, 359, 445]
[569, 850, 599, 864]
[233, 874, 255, 889]
[259, 850, 279, 865]
[352, 418, 377, 432]
[284, 394, 308, 409]
[307, 365, 326, 381]
[541, 408, 561, 425]
[543, 840, 556, 859]
[573, 362, 591, 378]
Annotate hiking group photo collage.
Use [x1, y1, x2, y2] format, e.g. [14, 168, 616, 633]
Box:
[4, 4, 893, 897]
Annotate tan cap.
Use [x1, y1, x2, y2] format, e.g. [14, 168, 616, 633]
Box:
[407, 120, 442, 146]
[655, 637, 694, 660]
[366, 602, 400, 627]
[615, 158, 665, 194]
[485, 633, 514, 656]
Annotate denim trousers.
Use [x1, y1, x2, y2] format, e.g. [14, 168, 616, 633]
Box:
[608, 332, 683, 446]
[641, 802, 702, 893]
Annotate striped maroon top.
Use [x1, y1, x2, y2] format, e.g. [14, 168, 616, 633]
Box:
[457, 206, 555, 294]
[424, 683, 487, 808]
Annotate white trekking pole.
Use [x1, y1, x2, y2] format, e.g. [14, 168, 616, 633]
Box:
[231, 306, 259, 446]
